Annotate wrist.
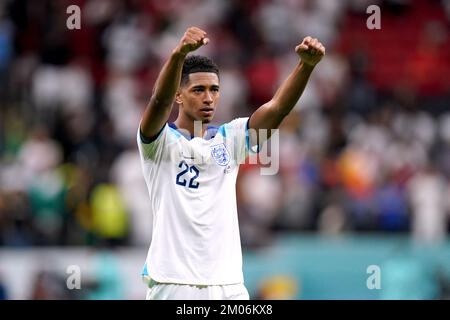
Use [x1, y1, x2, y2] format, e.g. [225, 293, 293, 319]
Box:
[300, 60, 316, 70]
[171, 47, 188, 59]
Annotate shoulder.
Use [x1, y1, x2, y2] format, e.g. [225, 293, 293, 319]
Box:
[217, 117, 250, 138]
[225, 117, 250, 127]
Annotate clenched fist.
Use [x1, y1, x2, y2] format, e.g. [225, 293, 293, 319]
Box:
[295, 37, 325, 67]
[175, 27, 209, 56]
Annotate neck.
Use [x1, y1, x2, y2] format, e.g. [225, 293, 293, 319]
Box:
[174, 115, 208, 138]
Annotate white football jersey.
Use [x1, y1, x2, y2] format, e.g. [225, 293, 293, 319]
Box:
[138, 117, 254, 285]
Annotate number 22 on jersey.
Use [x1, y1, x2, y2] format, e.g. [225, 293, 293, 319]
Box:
[175, 160, 199, 189]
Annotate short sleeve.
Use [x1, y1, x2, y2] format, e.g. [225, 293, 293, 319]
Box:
[219, 117, 258, 164]
[136, 123, 167, 162]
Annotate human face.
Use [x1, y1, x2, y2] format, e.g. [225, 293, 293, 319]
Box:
[176, 72, 220, 124]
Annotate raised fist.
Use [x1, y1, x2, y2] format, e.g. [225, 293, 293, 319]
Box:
[295, 37, 325, 67]
[175, 27, 209, 56]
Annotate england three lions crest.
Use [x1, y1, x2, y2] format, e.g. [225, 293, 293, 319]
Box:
[210, 143, 230, 166]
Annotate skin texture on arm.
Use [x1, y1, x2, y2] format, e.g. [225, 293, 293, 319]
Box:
[140, 27, 209, 139]
[249, 36, 326, 144]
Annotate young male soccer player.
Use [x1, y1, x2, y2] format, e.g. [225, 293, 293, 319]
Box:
[138, 27, 325, 300]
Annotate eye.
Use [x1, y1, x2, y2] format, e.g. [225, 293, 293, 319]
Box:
[211, 87, 219, 92]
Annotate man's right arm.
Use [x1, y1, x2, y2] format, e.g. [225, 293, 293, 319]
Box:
[140, 27, 209, 140]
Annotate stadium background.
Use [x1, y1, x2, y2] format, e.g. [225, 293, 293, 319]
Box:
[0, 0, 450, 299]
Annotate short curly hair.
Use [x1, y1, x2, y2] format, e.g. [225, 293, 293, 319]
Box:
[181, 55, 219, 86]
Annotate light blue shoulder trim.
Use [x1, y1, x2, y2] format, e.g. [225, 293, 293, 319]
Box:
[142, 262, 149, 277]
[168, 126, 182, 138]
[218, 118, 258, 152]
[246, 117, 260, 153]
[217, 125, 227, 138]
[141, 262, 152, 285]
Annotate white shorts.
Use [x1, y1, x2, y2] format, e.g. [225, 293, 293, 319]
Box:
[145, 279, 250, 300]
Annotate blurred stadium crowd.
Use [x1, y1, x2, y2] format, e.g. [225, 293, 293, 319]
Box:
[0, 0, 449, 255]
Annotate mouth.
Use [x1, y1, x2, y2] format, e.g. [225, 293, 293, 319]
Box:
[199, 107, 214, 116]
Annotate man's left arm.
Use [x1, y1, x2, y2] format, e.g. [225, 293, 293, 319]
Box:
[248, 37, 325, 145]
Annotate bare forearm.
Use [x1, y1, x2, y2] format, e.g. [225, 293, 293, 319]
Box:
[249, 36, 324, 137]
[140, 51, 185, 136]
[271, 61, 314, 117]
[151, 50, 186, 106]
[249, 62, 314, 132]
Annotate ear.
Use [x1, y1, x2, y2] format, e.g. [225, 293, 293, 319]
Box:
[175, 90, 183, 105]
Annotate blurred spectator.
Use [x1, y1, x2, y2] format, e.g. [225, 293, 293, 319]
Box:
[375, 180, 409, 231]
[102, 14, 149, 74]
[103, 72, 141, 146]
[31, 61, 93, 117]
[111, 148, 152, 246]
[27, 168, 67, 245]
[405, 20, 450, 96]
[0, 192, 33, 246]
[18, 125, 62, 180]
[407, 163, 449, 245]
[238, 166, 282, 247]
[317, 202, 349, 236]
[90, 183, 129, 246]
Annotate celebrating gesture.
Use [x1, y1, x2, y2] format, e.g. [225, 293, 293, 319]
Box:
[138, 26, 325, 300]
[174, 27, 209, 56]
[296, 36, 326, 67]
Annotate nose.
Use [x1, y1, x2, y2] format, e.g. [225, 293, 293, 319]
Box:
[203, 90, 213, 105]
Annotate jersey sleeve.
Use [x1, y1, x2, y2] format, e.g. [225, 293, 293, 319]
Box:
[219, 117, 259, 164]
[136, 123, 167, 163]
